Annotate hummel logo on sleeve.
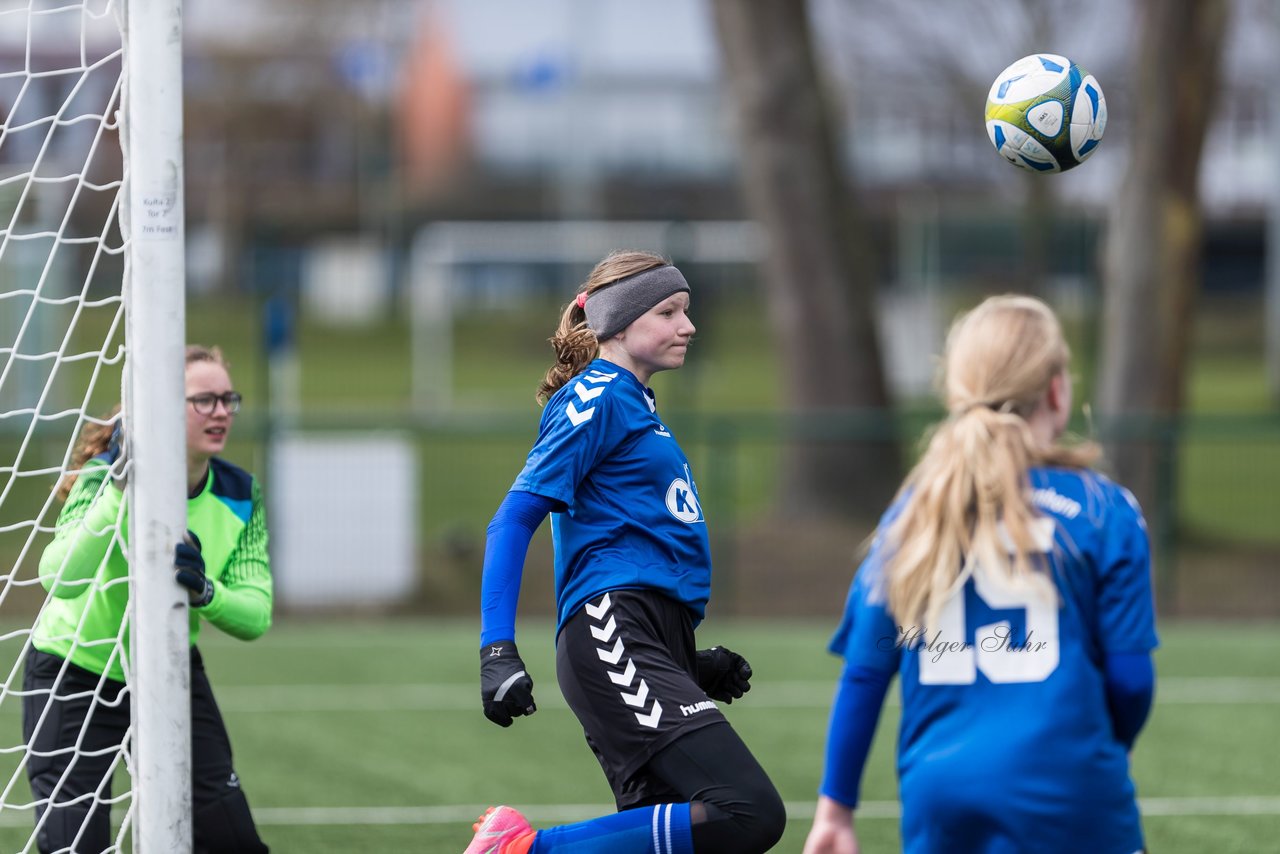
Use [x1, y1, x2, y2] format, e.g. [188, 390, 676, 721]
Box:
[574, 381, 605, 403]
[564, 371, 615, 427]
[565, 402, 595, 426]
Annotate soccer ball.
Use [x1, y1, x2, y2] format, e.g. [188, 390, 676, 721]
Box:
[984, 53, 1107, 174]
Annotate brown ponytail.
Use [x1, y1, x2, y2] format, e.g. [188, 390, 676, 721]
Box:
[55, 405, 121, 501]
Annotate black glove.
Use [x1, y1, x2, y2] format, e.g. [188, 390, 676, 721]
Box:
[106, 421, 129, 489]
[174, 531, 214, 608]
[480, 641, 536, 727]
[696, 646, 753, 703]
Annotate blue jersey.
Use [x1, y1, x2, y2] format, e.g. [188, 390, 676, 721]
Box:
[831, 466, 1157, 853]
[512, 359, 711, 632]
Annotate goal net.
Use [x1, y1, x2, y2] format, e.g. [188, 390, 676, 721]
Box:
[1, 1, 189, 851]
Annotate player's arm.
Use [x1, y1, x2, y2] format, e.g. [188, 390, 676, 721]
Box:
[480, 490, 557, 647]
[1096, 484, 1159, 747]
[39, 464, 124, 598]
[478, 490, 556, 727]
[805, 663, 890, 854]
[1104, 651, 1154, 749]
[197, 480, 273, 640]
[819, 663, 893, 809]
[803, 795, 859, 854]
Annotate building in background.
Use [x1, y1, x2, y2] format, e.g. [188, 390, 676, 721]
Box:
[5, 0, 1275, 296]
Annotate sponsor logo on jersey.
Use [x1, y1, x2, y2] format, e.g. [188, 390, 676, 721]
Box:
[665, 478, 702, 523]
[1032, 487, 1082, 519]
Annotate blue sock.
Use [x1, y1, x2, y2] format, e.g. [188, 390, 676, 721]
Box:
[531, 803, 692, 854]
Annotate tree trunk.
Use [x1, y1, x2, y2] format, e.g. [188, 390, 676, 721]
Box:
[710, 0, 898, 519]
[1097, 0, 1229, 543]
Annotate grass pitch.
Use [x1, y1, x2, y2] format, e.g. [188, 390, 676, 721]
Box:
[3, 618, 1277, 852]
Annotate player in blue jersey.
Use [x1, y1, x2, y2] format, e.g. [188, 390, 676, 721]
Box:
[466, 252, 785, 854]
[802, 295, 1157, 854]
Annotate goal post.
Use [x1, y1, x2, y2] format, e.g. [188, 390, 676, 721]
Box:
[123, 0, 191, 851]
[0, 0, 190, 850]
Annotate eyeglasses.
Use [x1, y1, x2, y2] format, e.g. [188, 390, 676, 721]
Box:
[186, 392, 242, 415]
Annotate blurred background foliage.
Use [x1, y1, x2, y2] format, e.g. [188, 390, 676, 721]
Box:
[3, 0, 1279, 620]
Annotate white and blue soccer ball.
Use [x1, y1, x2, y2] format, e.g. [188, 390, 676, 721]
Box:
[984, 53, 1107, 174]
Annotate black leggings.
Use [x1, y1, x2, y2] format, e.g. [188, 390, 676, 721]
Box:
[642, 721, 786, 854]
[22, 647, 268, 854]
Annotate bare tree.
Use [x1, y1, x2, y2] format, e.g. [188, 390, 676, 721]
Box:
[1096, 0, 1230, 538]
[710, 0, 898, 518]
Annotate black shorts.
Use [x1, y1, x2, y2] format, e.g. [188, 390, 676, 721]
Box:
[556, 589, 726, 808]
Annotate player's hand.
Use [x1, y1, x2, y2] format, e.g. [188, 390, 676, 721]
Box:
[803, 797, 859, 854]
[480, 641, 536, 727]
[106, 421, 130, 490]
[696, 646, 752, 703]
[174, 531, 214, 608]
[802, 823, 859, 854]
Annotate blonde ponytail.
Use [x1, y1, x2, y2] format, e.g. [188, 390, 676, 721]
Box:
[882, 295, 1099, 629]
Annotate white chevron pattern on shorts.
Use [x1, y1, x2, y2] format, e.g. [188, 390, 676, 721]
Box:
[589, 615, 617, 642]
[596, 638, 625, 665]
[607, 658, 636, 686]
[584, 593, 663, 730]
[584, 594, 611, 620]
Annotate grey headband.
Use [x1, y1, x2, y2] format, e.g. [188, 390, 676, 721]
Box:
[582, 265, 690, 340]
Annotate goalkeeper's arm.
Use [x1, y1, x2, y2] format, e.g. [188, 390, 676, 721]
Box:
[39, 464, 123, 599]
[199, 480, 273, 640]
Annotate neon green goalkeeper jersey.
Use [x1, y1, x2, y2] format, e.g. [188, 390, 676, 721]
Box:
[34, 456, 273, 682]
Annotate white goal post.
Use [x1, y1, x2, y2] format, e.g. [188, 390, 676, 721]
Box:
[1, 0, 189, 851]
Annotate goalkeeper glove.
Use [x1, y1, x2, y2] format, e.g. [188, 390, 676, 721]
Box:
[174, 531, 214, 608]
[480, 641, 536, 727]
[696, 646, 753, 703]
[106, 421, 130, 490]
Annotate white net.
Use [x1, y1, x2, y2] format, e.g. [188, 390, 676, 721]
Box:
[1, 1, 135, 850]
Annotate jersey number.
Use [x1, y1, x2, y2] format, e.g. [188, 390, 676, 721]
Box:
[918, 520, 1059, 685]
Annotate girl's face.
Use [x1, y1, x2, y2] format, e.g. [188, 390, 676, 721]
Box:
[606, 292, 696, 384]
[185, 360, 236, 463]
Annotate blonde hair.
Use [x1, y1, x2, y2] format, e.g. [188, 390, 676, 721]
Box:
[536, 250, 669, 404]
[883, 295, 1099, 629]
[55, 345, 232, 500]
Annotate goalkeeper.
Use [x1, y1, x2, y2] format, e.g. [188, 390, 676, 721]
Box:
[24, 345, 271, 854]
[468, 253, 785, 854]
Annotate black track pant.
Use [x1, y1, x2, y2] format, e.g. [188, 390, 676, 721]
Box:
[640, 720, 787, 854]
[22, 647, 268, 854]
